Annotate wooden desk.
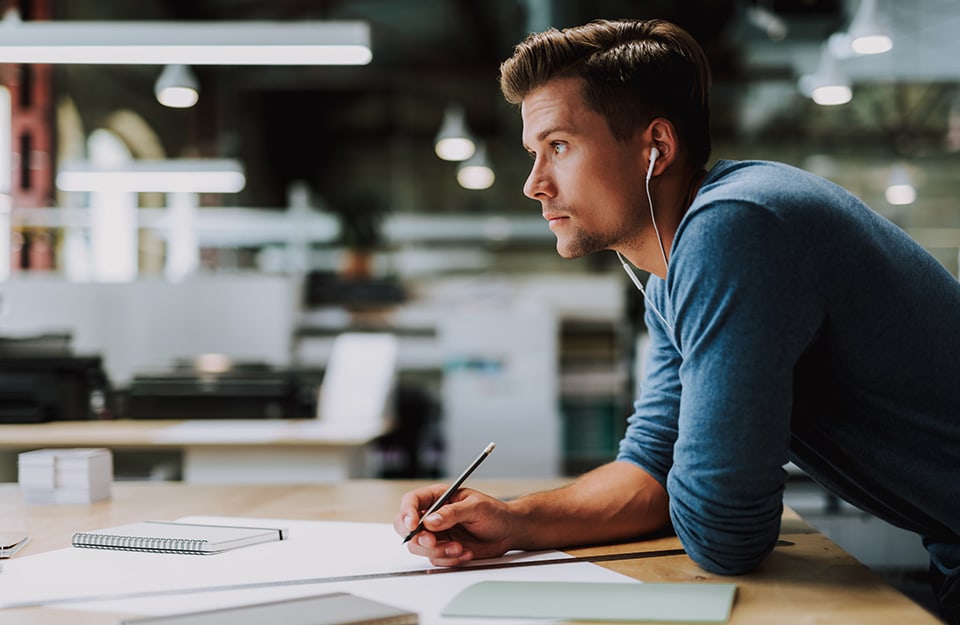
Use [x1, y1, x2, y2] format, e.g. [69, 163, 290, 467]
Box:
[0, 420, 388, 484]
[0, 480, 942, 625]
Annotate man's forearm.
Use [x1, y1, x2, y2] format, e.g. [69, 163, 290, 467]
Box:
[503, 460, 670, 552]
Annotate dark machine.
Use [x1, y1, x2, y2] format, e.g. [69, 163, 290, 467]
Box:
[123, 363, 313, 420]
[0, 334, 112, 423]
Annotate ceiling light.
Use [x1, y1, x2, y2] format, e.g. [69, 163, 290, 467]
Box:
[155, 64, 199, 108]
[435, 103, 476, 161]
[799, 46, 852, 106]
[847, 0, 892, 55]
[456, 143, 495, 190]
[56, 159, 246, 193]
[885, 164, 916, 205]
[0, 11, 372, 65]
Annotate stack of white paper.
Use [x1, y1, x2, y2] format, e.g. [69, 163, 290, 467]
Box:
[18, 448, 113, 504]
[0, 516, 645, 625]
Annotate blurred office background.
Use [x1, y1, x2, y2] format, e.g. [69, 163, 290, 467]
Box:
[0, 0, 957, 608]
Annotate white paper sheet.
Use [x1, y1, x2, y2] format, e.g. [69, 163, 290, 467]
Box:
[0, 516, 640, 625]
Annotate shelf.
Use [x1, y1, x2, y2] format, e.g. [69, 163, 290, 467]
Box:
[558, 317, 631, 476]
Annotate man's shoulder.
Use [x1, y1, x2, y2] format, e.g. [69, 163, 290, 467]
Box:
[672, 160, 841, 273]
[699, 159, 825, 204]
[684, 158, 858, 233]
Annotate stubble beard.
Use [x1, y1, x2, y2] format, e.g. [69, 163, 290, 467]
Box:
[556, 226, 609, 259]
[555, 220, 637, 260]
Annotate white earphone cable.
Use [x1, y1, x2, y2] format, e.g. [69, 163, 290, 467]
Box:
[646, 149, 669, 274]
[617, 150, 674, 332]
[617, 250, 673, 332]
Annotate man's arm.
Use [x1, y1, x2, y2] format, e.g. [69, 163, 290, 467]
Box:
[506, 461, 669, 550]
[396, 460, 669, 567]
[645, 198, 821, 575]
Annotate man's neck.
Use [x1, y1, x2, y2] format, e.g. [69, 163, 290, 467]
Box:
[628, 166, 707, 279]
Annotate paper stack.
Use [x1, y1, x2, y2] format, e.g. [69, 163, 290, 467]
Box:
[18, 448, 113, 504]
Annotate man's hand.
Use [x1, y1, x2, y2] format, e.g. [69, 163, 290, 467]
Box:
[394, 484, 516, 567]
[394, 462, 670, 567]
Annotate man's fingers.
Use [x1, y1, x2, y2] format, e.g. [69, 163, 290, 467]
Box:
[397, 484, 450, 537]
[410, 534, 474, 567]
[421, 494, 471, 533]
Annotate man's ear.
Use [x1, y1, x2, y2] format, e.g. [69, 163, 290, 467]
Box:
[645, 117, 679, 177]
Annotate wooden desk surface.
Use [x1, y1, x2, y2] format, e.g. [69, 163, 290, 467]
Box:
[0, 480, 941, 625]
[0, 420, 390, 484]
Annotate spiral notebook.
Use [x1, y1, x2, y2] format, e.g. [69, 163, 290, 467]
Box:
[72, 521, 288, 555]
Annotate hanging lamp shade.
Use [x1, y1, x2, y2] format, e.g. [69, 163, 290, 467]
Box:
[435, 103, 476, 161]
[155, 64, 199, 108]
[885, 164, 916, 205]
[456, 142, 494, 190]
[799, 46, 852, 106]
[847, 0, 893, 55]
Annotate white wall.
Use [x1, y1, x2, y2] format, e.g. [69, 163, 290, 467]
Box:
[0, 274, 299, 386]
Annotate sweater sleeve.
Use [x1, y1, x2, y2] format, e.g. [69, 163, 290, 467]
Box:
[620, 200, 823, 575]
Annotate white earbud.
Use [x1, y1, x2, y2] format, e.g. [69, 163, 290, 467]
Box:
[646, 147, 659, 182]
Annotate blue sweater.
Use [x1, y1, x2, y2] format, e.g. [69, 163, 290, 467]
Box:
[617, 159, 960, 575]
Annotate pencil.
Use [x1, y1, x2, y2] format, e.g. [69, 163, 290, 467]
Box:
[402, 442, 496, 544]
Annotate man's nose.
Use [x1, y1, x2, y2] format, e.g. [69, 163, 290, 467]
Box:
[523, 163, 552, 200]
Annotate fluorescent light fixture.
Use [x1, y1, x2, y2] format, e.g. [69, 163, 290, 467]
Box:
[885, 164, 916, 205]
[0, 13, 372, 65]
[57, 159, 246, 193]
[435, 103, 476, 161]
[456, 142, 495, 190]
[155, 64, 199, 108]
[847, 0, 892, 55]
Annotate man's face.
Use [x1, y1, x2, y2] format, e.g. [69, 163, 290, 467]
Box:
[521, 77, 648, 259]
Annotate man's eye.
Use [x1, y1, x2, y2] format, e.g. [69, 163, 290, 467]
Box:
[552, 142, 567, 154]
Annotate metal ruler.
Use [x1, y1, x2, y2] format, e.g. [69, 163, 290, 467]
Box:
[4, 546, 688, 609]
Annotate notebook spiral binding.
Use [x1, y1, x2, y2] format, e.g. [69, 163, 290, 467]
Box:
[73, 532, 208, 554]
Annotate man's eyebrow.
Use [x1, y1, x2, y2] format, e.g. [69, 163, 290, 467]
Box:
[537, 126, 574, 142]
[523, 125, 575, 151]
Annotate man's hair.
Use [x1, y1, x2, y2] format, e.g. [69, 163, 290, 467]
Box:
[499, 19, 712, 167]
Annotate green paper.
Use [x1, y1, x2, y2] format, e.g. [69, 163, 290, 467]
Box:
[442, 581, 737, 623]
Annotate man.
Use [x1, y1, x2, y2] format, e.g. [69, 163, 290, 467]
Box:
[394, 19, 960, 622]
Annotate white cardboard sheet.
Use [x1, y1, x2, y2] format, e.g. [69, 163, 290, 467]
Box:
[0, 516, 639, 625]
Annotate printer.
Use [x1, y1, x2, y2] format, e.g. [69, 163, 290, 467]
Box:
[0, 334, 112, 423]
